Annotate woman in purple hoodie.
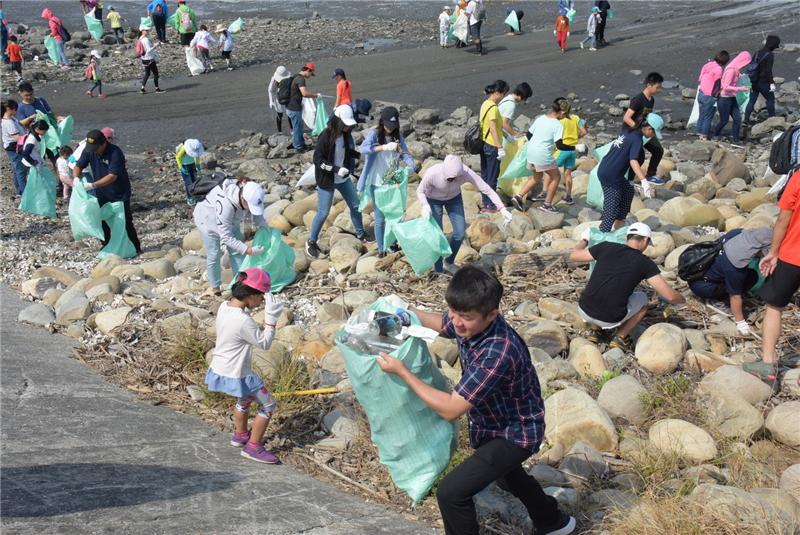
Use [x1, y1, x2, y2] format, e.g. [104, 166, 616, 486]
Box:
[695, 50, 729, 141]
[713, 51, 751, 144]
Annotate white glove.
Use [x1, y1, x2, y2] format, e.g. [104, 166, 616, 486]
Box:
[85, 181, 95, 190]
[567, 32, 570, 37]
[769, 83, 776, 92]
[264, 294, 284, 327]
[382, 142, 398, 152]
[736, 320, 751, 335]
[500, 208, 513, 228]
[575, 143, 587, 154]
[249, 245, 265, 256]
[497, 148, 506, 160]
[337, 167, 350, 178]
[640, 179, 653, 199]
[420, 204, 431, 220]
[553, 30, 557, 36]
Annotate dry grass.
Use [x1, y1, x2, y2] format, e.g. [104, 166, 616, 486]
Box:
[639, 374, 705, 426]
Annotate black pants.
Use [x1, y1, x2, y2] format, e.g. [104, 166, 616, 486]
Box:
[437, 438, 559, 535]
[151, 14, 167, 42]
[113, 27, 124, 44]
[141, 60, 159, 89]
[89, 79, 102, 94]
[276, 112, 284, 133]
[644, 137, 663, 177]
[100, 199, 141, 254]
[596, 13, 608, 42]
[469, 21, 483, 53]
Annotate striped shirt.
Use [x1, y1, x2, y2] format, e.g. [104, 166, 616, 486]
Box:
[443, 312, 545, 451]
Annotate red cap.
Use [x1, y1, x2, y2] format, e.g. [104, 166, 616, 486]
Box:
[303, 62, 315, 73]
[238, 268, 271, 294]
[100, 127, 115, 141]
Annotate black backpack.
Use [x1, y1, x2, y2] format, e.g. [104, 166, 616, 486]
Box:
[58, 23, 72, 43]
[189, 172, 229, 202]
[769, 125, 800, 176]
[352, 98, 372, 123]
[677, 230, 742, 284]
[277, 77, 292, 106]
[742, 51, 767, 82]
[463, 103, 496, 155]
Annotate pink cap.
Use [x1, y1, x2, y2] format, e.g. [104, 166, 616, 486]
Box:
[100, 127, 115, 141]
[238, 268, 271, 294]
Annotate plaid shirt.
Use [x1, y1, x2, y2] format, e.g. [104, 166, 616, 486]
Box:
[443, 312, 545, 451]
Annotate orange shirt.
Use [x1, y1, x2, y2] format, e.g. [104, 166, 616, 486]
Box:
[336, 80, 352, 105]
[778, 170, 800, 266]
[555, 16, 569, 33]
[6, 42, 22, 63]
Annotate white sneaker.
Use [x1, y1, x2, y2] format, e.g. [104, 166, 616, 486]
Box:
[580, 42, 584, 49]
[589, 47, 597, 51]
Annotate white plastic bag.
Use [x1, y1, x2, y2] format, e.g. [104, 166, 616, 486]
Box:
[302, 98, 316, 130]
[185, 47, 205, 76]
[296, 164, 316, 188]
[686, 87, 700, 128]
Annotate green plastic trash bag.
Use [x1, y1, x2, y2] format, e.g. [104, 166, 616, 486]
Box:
[588, 225, 629, 272]
[19, 165, 57, 219]
[504, 11, 519, 32]
[44, 36, 61, 65]
[85, 11, 104, 41]
[335, 298, 456, 504]
[566, 8, 576, 24]
[737, 74, 751, 115]
[228, 17, 244, 33]
[358, 188, 371, 211]
[69, 181, 105, 241]
[389, 217, 452, 275]
[748, 258, 766, 295]
[587, 141, 614, 210]
[447, 13, 456, 41]
[35, 111, 68, 152]
[96, 202, 137, 259]
[57, 115, 74, 147]
[139, 16, 153, 29]
[311, 97, 328, 136]
[236, 227, 297, 293]
[374, 167, 408, 220]
[167, 13, 177, 28]
[499, 138, 529, 180]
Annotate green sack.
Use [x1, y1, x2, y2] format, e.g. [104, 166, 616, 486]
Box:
[587, 141, 614, 210]
[58, 115, 74, 147]
[19, 165, 57, 219]
[566, 8, 576, 24]
[748, 258, 766, 295]
[588, 225, 629, 272]
[311, 97, 328, 137]
[43, 36, 61, 65]
[374, 168, 408, 220]
[96, 202, 137, 259]
[358, 188, 371, 212]
[335, 298, 456, 504]
[447, 13, 456, 41]
[167, 13, 177, 28]
[69, 181, 105, 241]
[139, 16, 154, 29]
[227, 17, 244, 33]
[35, 112, 61, 152]
[737, 74, 752, 115]
[504, 11, 519, 32]
[85, 13, 104, 41]
[236, 227, 297, 293]
[499, 139, 529, 180]
[389, 217, 452, 275]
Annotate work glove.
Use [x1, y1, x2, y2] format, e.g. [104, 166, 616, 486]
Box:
[264, 294, 284, 326]
[736, 320, 751, 336]
[248, 245, 265, 256]
[553, 30, 557, 36]
[420, 204, 431, 220]
[640, 178, 653, 198]
[769, 83, 776, 92]
[395, 308, 412, 327]
[567, 32, 570, 37]
[337, 167, 350, 178]
[382, 142, 398, 152]
[85, 181, 96, 190]
[500, 208, 513, 227]
[575, 143, 587, 154]
[497, 148, 506, 160]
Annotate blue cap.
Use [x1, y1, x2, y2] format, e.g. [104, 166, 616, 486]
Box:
[332, 68, 346, 79]
[645, 113, 664, 140]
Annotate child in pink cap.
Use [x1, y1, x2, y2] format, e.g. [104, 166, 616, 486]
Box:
[205, 267, 285, 464]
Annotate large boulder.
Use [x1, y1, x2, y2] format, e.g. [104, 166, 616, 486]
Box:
[55, 296, 92, 325]
[329, 240, 362, 273]
[749, 116, 788, 138]
[538, 297, 586, 329]
[21, 277, 60, 299]
[140, 259, 177, 280]
[544, 387, 618, 452]
[411, 108, 441, 125]
[635, 323, 687, 374]
[597, 374, 647, 425]
[467, 219, 502, 249]
[18, 303, 56, 328]
[689, 484, 796, 531]
[710, 148, 750, 186]
[91, 255, 124, 278]
[174, 255, 207, 275]
[780, 465, 800, 505]
[529, 208, 566, 231]
[736, 188, 772, 212]
[95, 306, 133, 335]
[766, 401, 800, 447]
[658, 197, 723, 227]
[648, 419, 717, 462]
[520, 320, 568, 357]
[31, 266, 80, 287]
[282, 194, 318, 227]
[700, 384, 764, 439]
[699, 365, 772, 405]
[568, 337, 607, 378]
[643, 232, 675, 259]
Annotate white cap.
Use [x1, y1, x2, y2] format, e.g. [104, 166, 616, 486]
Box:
[184, 138, 204, 158]
[139, 24, 150, 31]
[90, 49, 101, 59]
[334, 105, 357, 126]
[627, 222, 652, 240]
[273, 65, 291, 82]
[242, 181, 265, 216]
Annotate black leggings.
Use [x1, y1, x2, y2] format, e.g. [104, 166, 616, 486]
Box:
[89, 80, 102, 94]
[141, 60, 159, 89]
[644, 137, 663, 177]
[276, 112, 284, 133]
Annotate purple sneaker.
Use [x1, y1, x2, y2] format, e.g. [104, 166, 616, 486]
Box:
[241, 443, 281, 464]
[230, 430, 250, 448]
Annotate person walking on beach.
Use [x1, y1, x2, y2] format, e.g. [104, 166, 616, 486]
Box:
[137, 26, 164, 94]
[712, 51, 751, 144]
[106, 7, 126, 44]
[146, 0, 168, 43]
[6, 35, 24, 83]
[205, 267, 283, 464]
[306, 105, 366, 259]
[554, 14, 569, 53]
[192, 176, 267, 296]
[376, 265, 577, 535]
[594, 0, 611, 46]
[72, 128, 142, 255]
[357, 106, 414, 256]
[465, 0, 486, 56]
[557, 0, 574, 16]
[418, 155, 511, 273]
[2, 100, 29, 196]
[174, 0, 198, 47]
[216, 25, 234, 70]
[622, 72, 666, 184]
[581, 7, 601, 51]
[175, 138, 204, 205]
[439, 6, 451, 48]
[695, 51, 729, 141]
[744, 35, 780, 125]
[268, 66, 292, 134]
[85, 50, 107, 99]
[478, 80, 507, 212]
[41, 8, 70, 68]
[332, 68, 352, 108]
[286, 63, 319, 153]
[190, 24, 217, 72]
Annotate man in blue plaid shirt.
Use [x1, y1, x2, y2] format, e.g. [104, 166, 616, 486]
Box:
[377, 265, 575, 535]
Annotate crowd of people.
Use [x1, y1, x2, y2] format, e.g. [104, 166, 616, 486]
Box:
[1, 3, 799, 535]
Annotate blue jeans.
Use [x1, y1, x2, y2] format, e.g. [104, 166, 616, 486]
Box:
[581, 34, 596, 48]
[745, 81, 776, 121]
[480, 143, 500, 207]
[430, 194, 466, 272]
[696, 90, 716, 137]
[714, 96, 741, 143]
[309, 181, 364, 243]
[5, 148, 28, 195]
[180, 164, 197, 201]
[56, 39, 69, 65]
[202, 228, 244, 290]
[286, 109, 304, 150]
[368, 185, 386, 252]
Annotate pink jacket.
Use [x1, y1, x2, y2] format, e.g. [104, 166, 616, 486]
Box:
[417, 155, 504, 211]
[697, 60, 723, 96]
[719, 51, 751, 98]
[41, 8, 63, 41]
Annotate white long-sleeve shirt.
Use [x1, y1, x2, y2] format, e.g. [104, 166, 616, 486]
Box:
[209, 302, 275, 379]
[192, 178, 265, 255]
[190, 30, 218, 50]
[438, 11, 451, 29]
[140, 36, 158, 61]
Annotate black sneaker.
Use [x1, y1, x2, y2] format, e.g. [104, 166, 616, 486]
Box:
[305, 240, 321, 259]
[534, 512, 576, 535]
[356, 231, 374, 243]
[140, 87, 146, 94]
[511, 195, 525, 211]
[155, 88, 165, 93]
